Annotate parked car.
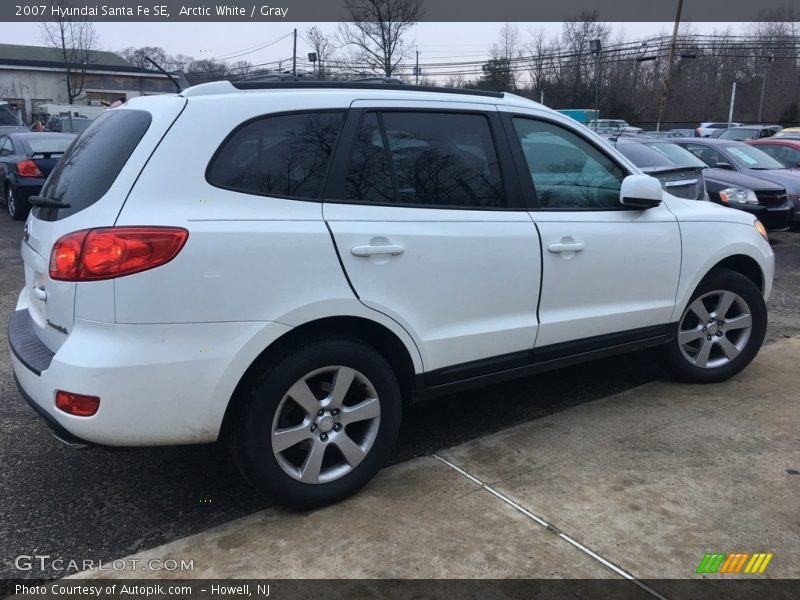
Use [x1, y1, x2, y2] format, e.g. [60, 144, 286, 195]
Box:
[45, 115, 94, 134]
[718, 125, 783, 141]
[772, 127, 800, 139]
[695, 122, 740, 137]
[611, 137, 791, 230]
[8, 81, 774, 508]
[0, 101, 29, 134]
[673, 137, 800, 226]
[607, 136, 707, 201]
[0, 132, 75, 220]
[587, 118, 643, 134]
[749, 138, 800, 169]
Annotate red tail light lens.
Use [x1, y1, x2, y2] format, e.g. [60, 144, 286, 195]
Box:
[56, 391, 100, 417]
[17, 159, 44, 178]
[49, 227, 188, 281]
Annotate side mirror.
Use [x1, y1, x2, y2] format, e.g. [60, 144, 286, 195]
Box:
[620, 174, 663, 209]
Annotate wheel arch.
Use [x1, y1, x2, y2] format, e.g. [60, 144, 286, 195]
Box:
[220, 315, 420, 438]
[711, 254, 764, 293]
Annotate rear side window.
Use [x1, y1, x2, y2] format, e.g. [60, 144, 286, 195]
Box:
[344, 111, 506, 209]
[207, 111, 343, 199]
[38, 110, 152, 221]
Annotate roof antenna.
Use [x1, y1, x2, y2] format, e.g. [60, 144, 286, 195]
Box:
[145, 56, 181, 93]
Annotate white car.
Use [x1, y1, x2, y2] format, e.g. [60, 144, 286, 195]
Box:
[696, 122, 742, 137]
[9, 82, 774, 507]
[587, 119, 643, 134]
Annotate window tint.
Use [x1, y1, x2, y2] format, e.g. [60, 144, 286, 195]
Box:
[760, 144, 800, 167]
[683, 144, 729, 168]
[345, 113, 394, 203]
[615, 142, 675, 169]
[345, 111, 506, 209]
[208, 111, 343, 199]
[512, 117, 625, 209]
[0, 137, 11, 156]
[38, 109, 151, 221]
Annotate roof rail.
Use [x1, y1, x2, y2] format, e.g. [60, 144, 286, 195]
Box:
[229, 80, 505, 98]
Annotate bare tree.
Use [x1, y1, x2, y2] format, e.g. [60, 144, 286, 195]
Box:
[306, 26, 337, 79]
[337, 0, 423, 77]
[119, 46, 170, 70]
[40, 0, 97, 104]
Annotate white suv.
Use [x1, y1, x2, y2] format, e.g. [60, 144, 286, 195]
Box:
[8, 82, 774, 507]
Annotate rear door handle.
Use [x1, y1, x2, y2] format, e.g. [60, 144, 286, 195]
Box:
[548, 242, 585, 253]
[351, 244, 404, 257]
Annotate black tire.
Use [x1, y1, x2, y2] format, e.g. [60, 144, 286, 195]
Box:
[7, 186, 30, 221]
[658, 268, 767, 383]
[230, 336, 402, 509]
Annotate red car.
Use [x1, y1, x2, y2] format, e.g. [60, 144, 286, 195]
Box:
[749, 138, 800, 170]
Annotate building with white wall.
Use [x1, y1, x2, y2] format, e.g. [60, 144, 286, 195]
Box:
[0, 43, 177, 123]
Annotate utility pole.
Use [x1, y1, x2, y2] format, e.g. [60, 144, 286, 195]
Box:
[415, 48, 420, 85]
[292, 28, 297, 76]
[656, 0, 684, 132]
[728, 80, 737, 128]
[590, 39, 601, 129]
[758, 53, 774, 122]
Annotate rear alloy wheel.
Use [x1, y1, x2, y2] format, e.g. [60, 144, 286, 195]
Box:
[6, 186, 29, 221]
[660, 268, 766, 383]
[6, 186, 17, 219]
[231, 337, 402, 508]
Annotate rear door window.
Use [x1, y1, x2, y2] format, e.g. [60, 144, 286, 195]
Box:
[207, 111, 343, 199]
[38, 109, 152, 221]
[344, 111, 506, 209]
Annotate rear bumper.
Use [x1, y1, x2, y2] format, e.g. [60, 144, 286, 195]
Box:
[8, 307, 292, 446]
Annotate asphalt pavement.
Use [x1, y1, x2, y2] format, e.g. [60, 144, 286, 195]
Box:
[1, 213, 798, 579]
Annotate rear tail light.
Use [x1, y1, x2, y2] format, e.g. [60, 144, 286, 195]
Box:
[49, 227, 188, 281]
[16, 159, 44, 178]
[56, 391, 100, 417]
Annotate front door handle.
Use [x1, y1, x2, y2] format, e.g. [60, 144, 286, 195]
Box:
[351, 244, 404, 257]
[548, 242, 585, 253]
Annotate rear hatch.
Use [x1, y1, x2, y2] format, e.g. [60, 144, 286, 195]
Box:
[21, 98, 186, 352]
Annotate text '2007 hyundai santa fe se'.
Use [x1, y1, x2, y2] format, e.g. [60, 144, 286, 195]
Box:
[8, 81, 774, 508]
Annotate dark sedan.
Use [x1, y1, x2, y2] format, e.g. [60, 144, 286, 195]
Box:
[0, 132, 74, 220]
[673, 137, 799, 227]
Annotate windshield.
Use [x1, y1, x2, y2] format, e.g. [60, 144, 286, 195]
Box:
[38, 109, 151, 221]
[722, 144, 785, 170]
[644, 142, 708, 168]
[27, 136, 73, 154]
[720, 128, 758, 141]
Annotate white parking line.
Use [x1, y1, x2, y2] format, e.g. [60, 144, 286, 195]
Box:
[433, 455, 670, 600]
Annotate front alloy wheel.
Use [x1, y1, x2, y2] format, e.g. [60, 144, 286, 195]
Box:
[678, 291, 753, 369]
[660, 268, 766, 383]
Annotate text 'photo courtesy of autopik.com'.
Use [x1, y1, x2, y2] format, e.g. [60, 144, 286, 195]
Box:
[1, 0, 800, 599]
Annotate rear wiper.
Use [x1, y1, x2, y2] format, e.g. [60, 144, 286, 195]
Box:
[28, 195, 71, 209]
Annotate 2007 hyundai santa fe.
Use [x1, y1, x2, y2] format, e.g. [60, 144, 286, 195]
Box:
[8, 81, 774, 507]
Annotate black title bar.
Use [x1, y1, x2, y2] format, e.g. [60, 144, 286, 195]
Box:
[2, 0, 798, 22]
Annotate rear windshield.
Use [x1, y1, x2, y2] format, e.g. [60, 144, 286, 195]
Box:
[614, 142, 675, 168]
[644, 142, 708, 168]
[27, 136, 73, 155]
[37, 109, 151, 221]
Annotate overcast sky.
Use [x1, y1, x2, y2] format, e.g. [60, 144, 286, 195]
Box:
[2, 21, 742, 70]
